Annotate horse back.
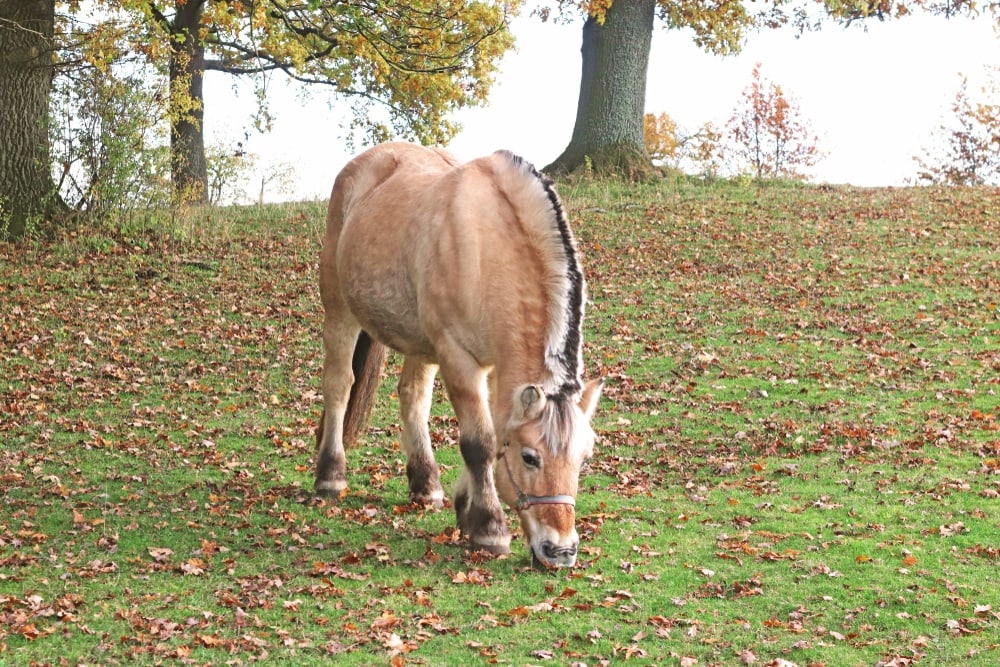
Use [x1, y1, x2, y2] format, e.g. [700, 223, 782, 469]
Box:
[322, 143, 562, 369]
[321, 143, 466, 357]
[324, 142, 459, 241]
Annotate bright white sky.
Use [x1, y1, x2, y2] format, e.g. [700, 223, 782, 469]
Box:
[204, 11, 998, 203]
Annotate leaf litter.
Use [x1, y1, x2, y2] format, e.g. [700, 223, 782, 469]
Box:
[2, 186, 999, 664]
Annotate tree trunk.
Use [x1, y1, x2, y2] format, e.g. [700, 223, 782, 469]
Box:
[169, 0, 208, 204]
[545, 0, 655, 178]
[0, 0, 63, 238]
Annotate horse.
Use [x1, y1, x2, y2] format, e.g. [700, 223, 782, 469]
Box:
[314, 142, 602, 568]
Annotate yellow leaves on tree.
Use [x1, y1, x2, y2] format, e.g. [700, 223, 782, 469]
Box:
[641, 112, 726, 177]
[644, 111, 680, 165]
[71, 1, 518, 152]
[535, 1, 758, 55]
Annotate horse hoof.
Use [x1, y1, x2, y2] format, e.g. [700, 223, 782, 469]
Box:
[314, 480, 348, 499]
[411, 490, 446, 510]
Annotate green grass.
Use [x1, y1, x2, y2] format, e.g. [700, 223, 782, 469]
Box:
[2, 183, 999, 666]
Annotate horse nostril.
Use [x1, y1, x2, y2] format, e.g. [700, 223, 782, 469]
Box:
[541, 540, 578, 560]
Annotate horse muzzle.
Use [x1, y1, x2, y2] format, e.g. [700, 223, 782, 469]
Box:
[531, 539, 579, 569]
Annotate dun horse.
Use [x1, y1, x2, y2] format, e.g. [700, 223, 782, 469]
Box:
[315, 142, 602, 568]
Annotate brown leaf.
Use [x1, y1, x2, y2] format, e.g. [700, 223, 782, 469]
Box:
[939, 522, 966, 537]
[148, 547, 173, 563]
[451, 568, 491, 585]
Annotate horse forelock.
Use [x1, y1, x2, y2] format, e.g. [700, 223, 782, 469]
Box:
[495, 151, 585, 399]
[537, 394, 593, 459]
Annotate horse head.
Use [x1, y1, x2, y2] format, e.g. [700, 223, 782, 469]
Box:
[495, 379, 602, 568]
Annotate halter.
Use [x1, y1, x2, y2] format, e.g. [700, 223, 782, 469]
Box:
[498, 444, 576, 511]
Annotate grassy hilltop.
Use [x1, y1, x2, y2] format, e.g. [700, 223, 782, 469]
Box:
[2, 180, 998, 666]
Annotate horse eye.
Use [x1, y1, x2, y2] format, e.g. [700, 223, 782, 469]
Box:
[521, 449, 541, 468]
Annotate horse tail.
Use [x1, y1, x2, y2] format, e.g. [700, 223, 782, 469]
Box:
[342, 331, 388, 449]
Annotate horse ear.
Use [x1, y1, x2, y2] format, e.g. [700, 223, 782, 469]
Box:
[579, 378, 603, 421]
[515, 384, 546, 422]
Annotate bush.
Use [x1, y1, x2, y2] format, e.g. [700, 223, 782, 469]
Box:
[50, 63, 173, 219]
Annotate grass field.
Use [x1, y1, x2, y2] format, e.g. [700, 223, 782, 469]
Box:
[2, 178, 998, 666]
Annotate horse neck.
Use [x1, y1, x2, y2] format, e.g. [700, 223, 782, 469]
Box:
[485, 302, 581, 425]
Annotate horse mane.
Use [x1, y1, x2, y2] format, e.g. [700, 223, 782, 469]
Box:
[494, 150, 585, 402]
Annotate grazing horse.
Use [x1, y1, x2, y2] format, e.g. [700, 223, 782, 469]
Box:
[315, 142, 602, 568]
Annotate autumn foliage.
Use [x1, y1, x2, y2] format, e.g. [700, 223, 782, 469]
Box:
[726, 63, 822, 180]
[914, 72, 1000, 185]
[643, 115, 726, 177]
[51, 1, 516, 204]
[643, 111, 681, 165]
[644, 65, 819, 181]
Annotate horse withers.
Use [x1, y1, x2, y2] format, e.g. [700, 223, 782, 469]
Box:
[314, 142, 602, 568]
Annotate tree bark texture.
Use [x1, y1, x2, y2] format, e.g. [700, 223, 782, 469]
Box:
[169, 0, 208, 204]
[0, 0, 60, 238]
[546, 0, 656, 177]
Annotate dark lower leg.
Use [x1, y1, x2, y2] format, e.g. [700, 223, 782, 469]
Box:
[315, 321, 358, 497]
[315, 408, 348, 496]
[398, 359, 444, 506]
[455, 435, 510, 553]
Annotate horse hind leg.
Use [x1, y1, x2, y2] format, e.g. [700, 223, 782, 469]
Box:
[315, 315, 362, 497]
[440, 359, 511, 555]
[398, 357, 445, 508]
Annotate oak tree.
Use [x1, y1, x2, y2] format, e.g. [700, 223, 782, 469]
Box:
[0, 0, 65, 238]
[1, 1, 516, 236]
[537, 0, 989, 178]
[542, 0, 751, 177]
[90, 0, 517, 202]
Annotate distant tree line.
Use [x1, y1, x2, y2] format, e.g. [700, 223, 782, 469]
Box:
[644, 64, 823, 181]
[915, 71, 1000, 186]
[647, 63, 1000, 186]
[1, 1, 996, 239]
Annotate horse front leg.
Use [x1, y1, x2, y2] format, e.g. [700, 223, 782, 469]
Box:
[398, 357, 444, 508]
[440, 361, 511, 555]
[315, 316, 361, 498]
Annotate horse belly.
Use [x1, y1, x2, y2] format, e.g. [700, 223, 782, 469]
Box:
[350, 292, 435, 359]
[337, 224, 437, 360]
